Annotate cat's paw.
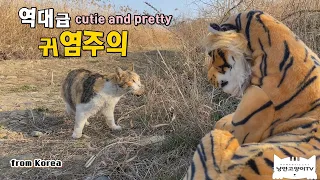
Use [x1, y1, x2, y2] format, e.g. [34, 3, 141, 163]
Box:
[111, 125, 122, 131]
[72, 132, 82, 139]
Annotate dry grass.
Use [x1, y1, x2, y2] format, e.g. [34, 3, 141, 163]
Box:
[0, 51, 237, 180]
[0, 0, 320, 179]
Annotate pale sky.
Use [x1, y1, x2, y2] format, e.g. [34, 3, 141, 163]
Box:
[107, 0, 202, 18]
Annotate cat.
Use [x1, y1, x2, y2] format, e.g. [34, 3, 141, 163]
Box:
[61, 65, 144, 139]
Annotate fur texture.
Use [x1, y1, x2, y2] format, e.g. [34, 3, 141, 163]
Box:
[61, 65, 145, 139]
[184, 10, 320, 179]
[204, 31, 252, 97]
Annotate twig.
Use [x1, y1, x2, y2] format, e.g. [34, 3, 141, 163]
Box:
[142, 1, 185, 43]
[85, 141, 142, 168]
[51, 71, 54, 85]
[151, 123, 170, 128]
[281, 9, 320, 21]
[85, 136, 165, 168]
[117, 105, 146, 123]
[28, 109, 44, 131]
[156, 49, 189, 108]
[144, 1, 161, 13]
[219, 0, 244, 24]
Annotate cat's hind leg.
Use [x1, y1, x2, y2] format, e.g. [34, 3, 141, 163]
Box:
[65, 103, 75, 116]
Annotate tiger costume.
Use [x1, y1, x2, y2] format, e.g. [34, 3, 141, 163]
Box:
[183, 10, 320, 179]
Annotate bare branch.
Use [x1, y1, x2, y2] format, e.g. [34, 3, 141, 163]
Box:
[144, 1, 161, 13]
[219, 0, 244, 24]
[281, 9, 320, 21]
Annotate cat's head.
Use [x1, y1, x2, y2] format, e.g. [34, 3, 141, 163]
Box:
[114, 64, 145, 96]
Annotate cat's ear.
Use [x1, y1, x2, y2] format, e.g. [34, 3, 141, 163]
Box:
[116, 67, 123, 77]
[127, 63, 134, 71]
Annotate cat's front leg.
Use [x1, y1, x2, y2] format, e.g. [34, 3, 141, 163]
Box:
[72, 102, 100, 139]
[72, 111, 89, 139]
[101, 104, 122, 130]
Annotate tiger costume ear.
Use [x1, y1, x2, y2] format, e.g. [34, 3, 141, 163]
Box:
[208, 23, 221, 34]
[208, 50, 214, 57]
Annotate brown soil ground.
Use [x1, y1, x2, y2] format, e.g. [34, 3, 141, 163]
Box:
[0, 51, 236, 180]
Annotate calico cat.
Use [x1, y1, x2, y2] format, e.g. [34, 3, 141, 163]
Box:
[61, 65, 144, 139]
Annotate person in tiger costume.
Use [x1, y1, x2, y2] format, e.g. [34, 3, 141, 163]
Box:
[183, 10, 320, 180]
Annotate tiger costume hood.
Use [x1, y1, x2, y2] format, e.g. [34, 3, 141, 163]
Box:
[206, 10, 320, 144]
[184, 10, 320, 180]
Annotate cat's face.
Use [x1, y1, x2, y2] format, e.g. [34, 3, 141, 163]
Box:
[115, 66, 145, 96]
